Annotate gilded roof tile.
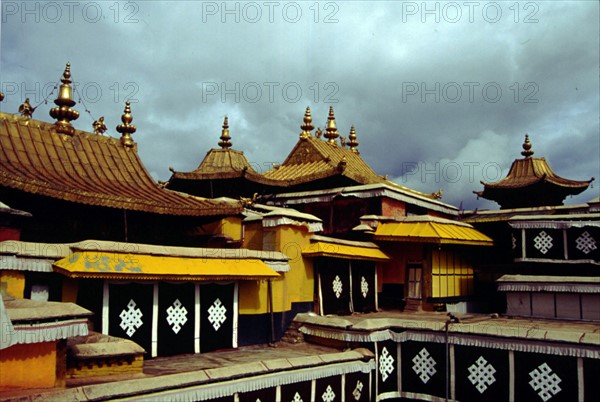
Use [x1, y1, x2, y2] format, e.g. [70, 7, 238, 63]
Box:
[0, 112, 242, 216]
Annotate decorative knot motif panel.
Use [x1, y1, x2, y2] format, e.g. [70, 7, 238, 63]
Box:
[468, 356, 496, 394]
[321, 384, 336, 402]
[166, 299, 188, 334]
[379, 346, 395, 382]
[352, 380, 363, 400]
[292, 392, 304, 402]
[533, 231, 553, 254]
[207, 298, 227, 331]
[119, 299, 143, 337]
[412, 347, 437, 384]
[333, 275, 343, 299]
[576, 231, 597, 255]
[360, 276, 369, 298]
[529, 363, 562, 401]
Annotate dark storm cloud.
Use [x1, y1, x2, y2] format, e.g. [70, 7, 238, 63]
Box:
[1, 1, 598, 209]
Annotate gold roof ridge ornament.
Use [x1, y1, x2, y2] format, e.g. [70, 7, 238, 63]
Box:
[299, 106, 314, 139]
[18, 98, 34, 119]
[116, 101, 136, 148]
[324, 105, 340, 145]
[348, 125, 359, 154]
[93, 116, 107, 135]
[218, 115, 232, 149]
[49, 63, 80, 135]
[521, 133, 534, 157]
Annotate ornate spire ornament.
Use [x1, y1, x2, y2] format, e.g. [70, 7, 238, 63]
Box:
[116, 101, 136, 148]
[324, 105, 340, 145]
[19, 98, 34, 119]
[93, 116, 107, 135]
[49, 63, 80, 135]
[218, 116, 232, 149]
[521, 134, 534, 157]
[300, 106, 314, 139]
[348, 125, 359, 153]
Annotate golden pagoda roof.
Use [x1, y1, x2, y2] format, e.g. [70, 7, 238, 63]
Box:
[0, 112, 242, 216]
[263, 134, 384, 186]
[479, 156, 593, 190]
[475, 135, 594, 208]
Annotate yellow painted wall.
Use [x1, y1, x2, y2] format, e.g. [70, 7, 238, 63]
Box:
[242, 221, 263, 250]
[431, 248, 474, 298]
[220, 216, 243, 241]
[0, 342, 57, 389]
[0, 271, 25, 299]
[238, 223, 314, 314]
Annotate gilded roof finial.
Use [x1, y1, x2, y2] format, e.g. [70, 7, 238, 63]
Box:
[348, 125, 359, 154]
[49, 63, 80, 135]
[116, 101, 137, 148]
[300, 106, 314, 139]
[18, 98, 34, 119]
[324, 105, 340, 145]
[218, 115, 232, 149]
[521, 134, 534, 157]
[93, 116, 107, 135]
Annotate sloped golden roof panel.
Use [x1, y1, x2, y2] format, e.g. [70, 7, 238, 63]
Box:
[0, 112, 242, 216]
[374, 216, 493, 246]
[263, 136, 384, 186]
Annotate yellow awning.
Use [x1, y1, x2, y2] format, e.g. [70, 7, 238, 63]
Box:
[53, 252, 279, 281]
[302, 242, 390, 261]
[374, 221, 493, 246]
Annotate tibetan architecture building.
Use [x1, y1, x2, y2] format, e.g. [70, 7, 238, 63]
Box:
[0, 66, 598, 401]
[475, 135, 594, 209]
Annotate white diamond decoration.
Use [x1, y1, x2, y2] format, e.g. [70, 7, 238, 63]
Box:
[332, 275, 343, 298]
[207, 298, 227, 331]
[166, 299, 188, 334]
[529, 363, 562, 401]
[379, 346, 395, 382]
[412, 347, 437, 384]
[360, 276, 369, 298]
[576, 231, 597, 255]
[322, 384, 335, 402]
[352, 380, 363, 400]
[292, 392, 304, 402]
[534, 231, 553, 254]
[468, 356, 496, 394]
[119, 299, 143, 337]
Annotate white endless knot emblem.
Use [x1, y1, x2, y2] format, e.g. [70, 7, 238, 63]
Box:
[207, 298, 227, 331]
[332, 275, 343, 298]
[534, 231, 553, 254]
[292, 392, 304, 402]
[119, 299, 143, 337]
[360, 276, 369, 298]
[412, 347, 437, 384]
[379, 346, 395, 382]
[322, 384, 335, 402]
[166, 299, 188, 334]
[576, 231, 597, 255]
[529, 363, 562, 401]
[512, 234, 517, 250]
[352, 380, 363, 400]
[468, 356, 496, 394]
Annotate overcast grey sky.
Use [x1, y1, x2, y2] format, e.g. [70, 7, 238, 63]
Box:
[1, 0, 598, 210]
